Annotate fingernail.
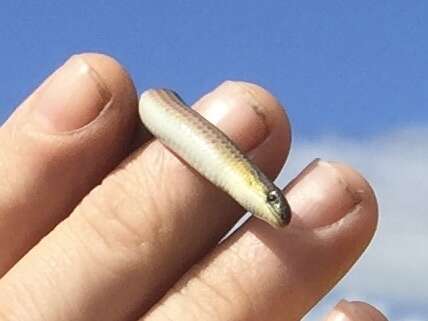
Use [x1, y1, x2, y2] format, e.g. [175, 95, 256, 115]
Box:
[287, 159, 363, 228]
[325, 300, 388, 321]
[195, 81, 271, 152]
[32, 56, 112, 133]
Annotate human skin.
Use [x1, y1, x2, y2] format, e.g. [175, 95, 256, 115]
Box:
[0, 53, 387, 321]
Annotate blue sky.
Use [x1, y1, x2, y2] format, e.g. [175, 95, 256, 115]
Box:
[1, 1, 427, 320]
[1, 1, 427, 139]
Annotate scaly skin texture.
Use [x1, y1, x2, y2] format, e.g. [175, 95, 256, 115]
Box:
[139, 89, 291, 227]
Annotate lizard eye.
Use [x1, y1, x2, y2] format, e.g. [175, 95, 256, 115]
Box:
[267, 190, 279, 203]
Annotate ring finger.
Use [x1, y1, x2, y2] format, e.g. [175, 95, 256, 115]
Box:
[141, 160, 378, 321]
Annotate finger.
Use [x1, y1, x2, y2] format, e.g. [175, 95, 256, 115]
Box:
[0, 53, 139, 275]
[323, 300, 388, 321]
[0, 81, 291, 321]
[142, 160, 378, 321]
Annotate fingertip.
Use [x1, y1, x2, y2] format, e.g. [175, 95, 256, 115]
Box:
[328, 161, 379, 237]
[325, 300, 388, 321]
[77, 52, 138, 112]
[194, 81, 291, 174]
[285, 158, 378, 234]
[233, 80, 292, 145]
[216, 81, 291, 179]
[331, 162, 378, 212]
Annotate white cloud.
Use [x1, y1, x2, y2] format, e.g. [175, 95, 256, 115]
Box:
[276, 127, 428, 319]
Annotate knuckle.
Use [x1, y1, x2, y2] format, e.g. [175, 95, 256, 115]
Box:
[73, 146, 174, 256]
[153, 256, 255, 321]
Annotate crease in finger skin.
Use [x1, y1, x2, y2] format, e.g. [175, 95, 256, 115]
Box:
[141, 160, 378, 321]
[0, 81, 292, 321]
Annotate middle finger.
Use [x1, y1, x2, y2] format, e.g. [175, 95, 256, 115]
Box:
[0, 81, 291, 321]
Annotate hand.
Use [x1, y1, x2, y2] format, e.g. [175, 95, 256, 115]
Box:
[0, 53, 386, 321]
